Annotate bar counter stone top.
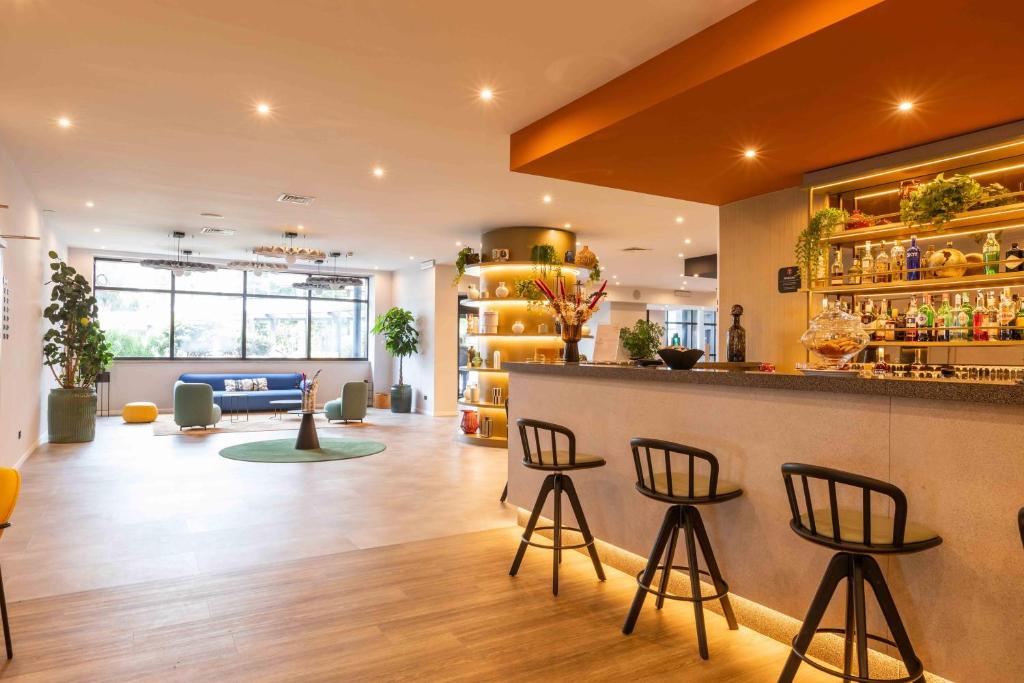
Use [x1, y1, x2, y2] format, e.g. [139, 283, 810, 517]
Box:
[504, 362, 1024, 405]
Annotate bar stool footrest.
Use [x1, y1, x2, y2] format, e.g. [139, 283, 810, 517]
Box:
[634, 564, 730, 603]
[789, 627, 923, 683]
[522, 525, 595, 551]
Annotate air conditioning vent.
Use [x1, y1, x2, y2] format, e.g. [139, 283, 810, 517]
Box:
[276, 193, 316, 206]
[621, 246, 652, 252]
[200, 226, 236, 236]
[673, 289, 692, 297]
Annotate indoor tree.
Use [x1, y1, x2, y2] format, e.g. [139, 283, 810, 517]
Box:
[371, 307, 419, 412]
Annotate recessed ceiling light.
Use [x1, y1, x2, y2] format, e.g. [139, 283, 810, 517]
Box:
[409, 256, 415, 260]
[57, 117, 72, 129]
[373, 266, 379, 270]
[100, 246, 107, 250]
[898, 101, 914, 112]
[93, 228, 101, 233]
[684, 238, 691, 244]
[256, 102, 271, 115]
[744, 149, 757, 158]
[675, 216, 684, 224]
[479, 87, 494, 102]
[85, 201, 94, 208]
[373, 166, 385, 178]
[564, 223, 571, 229]
[677, 252, 684, 258]
[455, 241, 462, 246]
[576, 241, 581, 246]
[542, 194, 552, 204]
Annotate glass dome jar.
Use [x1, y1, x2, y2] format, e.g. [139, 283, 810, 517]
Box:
[800, 300, 869, 368]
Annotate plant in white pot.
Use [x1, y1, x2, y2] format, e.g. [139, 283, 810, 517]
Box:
[371, 307, 419, 413]
[42, 251, 113, 443]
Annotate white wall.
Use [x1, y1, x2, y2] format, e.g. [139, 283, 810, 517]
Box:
[391, 262, 458, 416]
[0, 142, 64, 468]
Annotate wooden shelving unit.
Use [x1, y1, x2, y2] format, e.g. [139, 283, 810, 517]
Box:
[459, 365, 508, 374]
[464, 261, 591, 278]
[457, 400, 506, 409]
[456, 432, 508, 447]
[866, 339, 1024, 348]
[811, 270, 1024, 297]
[823, 202, 1024, 246]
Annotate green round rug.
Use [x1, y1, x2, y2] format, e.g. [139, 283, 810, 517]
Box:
[219, 437, 387, 463]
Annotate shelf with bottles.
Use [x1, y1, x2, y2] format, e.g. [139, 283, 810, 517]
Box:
[464, 261, 591, 278]
[458, 366, 508, 374]
[812, 268, 1024, 296]
[865, 339, 1024, 347]
[466, 332, 592, 339]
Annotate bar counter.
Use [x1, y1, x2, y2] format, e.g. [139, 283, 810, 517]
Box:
[505, 362, 1024, 683]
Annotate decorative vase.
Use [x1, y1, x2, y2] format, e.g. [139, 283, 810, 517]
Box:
[575, 245, 597, 268]
[564, 250, 575, 264]
[492, 350, 502, 369]
[390, 384, 412, 413]
[479, 416, 493, 438]
[512, 320, 525, 335]
[799, 300, 869, 368]
[495, 282, 509, 298]
[727, 304, 747, 363]
[47, 388, 97, 443]
[561, 323, 582, 363]
[460, 409, 479, 434]
[537, 323, 549, 335]
[301, 386, 317, 412]
[482, 310, 499, 334]
[467, 285, 480, 300]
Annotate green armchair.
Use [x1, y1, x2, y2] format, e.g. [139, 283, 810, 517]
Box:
[325, 382, 368, 423]
[173, 381, 222, 429]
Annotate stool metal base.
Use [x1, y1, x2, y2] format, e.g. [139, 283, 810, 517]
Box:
[508, 472, 605, 596]
[778, 552, 925, 683]
[622, 504, 737, 660]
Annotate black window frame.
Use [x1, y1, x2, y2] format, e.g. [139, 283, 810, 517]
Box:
[93, 257, 370, 361]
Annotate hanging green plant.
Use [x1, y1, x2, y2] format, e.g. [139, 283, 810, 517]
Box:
[794, 208, 847, 285]
[588, 260, 602, 283]
[899, 173, 983, 228]
[978, 182, 1016, 209]
[452, 247, 479, 286]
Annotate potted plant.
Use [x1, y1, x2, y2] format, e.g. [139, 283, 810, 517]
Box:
[899, 173, 983, 227]
[453, 246, 479, 286]
[43, 251, 113, 443]
[795, 207, 848, 286]
[619, 319, 665, 361]
[371, 307, 419, 413]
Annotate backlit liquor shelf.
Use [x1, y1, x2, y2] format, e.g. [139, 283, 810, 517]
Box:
[810, 268, 1024, 296]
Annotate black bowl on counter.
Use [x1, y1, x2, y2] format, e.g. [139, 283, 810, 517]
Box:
[657, 347, 705, 370]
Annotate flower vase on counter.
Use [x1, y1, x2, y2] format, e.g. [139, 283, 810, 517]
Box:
[561, 324, 582, 363]
[300, 370, 321, 412]
[531, 277, 608, 364]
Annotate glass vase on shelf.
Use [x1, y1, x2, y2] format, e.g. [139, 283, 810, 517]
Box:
[799, 299, 869, 368]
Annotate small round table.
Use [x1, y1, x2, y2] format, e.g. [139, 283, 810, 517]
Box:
[269, 399, 302, 420]
[288, 409, 324, 450]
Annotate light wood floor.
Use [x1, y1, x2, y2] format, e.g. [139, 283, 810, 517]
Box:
[0, 412, 830, 681]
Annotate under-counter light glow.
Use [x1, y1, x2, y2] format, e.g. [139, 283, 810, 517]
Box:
[898, 101, 914, 112]
[373, 166, 385, 178]
[57, 117, 72, 129]
[85, 201, 94, 208]
[478, 87, 494, 102]
[542, 194, 552, 204]
[744, 149, 757, 158]
[256, 102, 271, 115]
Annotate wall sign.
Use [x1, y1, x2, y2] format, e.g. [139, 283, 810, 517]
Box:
[777, 266, 801, 293]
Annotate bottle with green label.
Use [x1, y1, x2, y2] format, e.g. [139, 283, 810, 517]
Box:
[983, 232, 1001, 275]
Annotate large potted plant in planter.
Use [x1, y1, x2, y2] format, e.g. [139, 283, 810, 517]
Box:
[371, 307, 419, 413]
[43, 251, 113, 443]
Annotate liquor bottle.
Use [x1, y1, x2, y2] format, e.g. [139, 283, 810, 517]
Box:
[960, 291, 974, 341]
[1012, 294, 1022, 341]
[986, 290, 999, 341]
[999, 287, 1014, 341]
[935, 293, 952, 342]
[952, 293, 968, 342]
[874, 243, 890, 284]
[885, 307, 897, 341]
[1015, 294, 1024, 341]
[670, 332, 681, 347]
[1006, 242, 1024, 273]
[917, 294, 934, 342]
[906, 235, 921, 281]
[890, 241, 906, 281]
[983, 233, 1001, 275]
[874, 299, 888, 341]
[860, 299, 874, 327]
[847, 257, 863, 286]
[922, 243, 936, 279]
[861, 242, 874, 284]
[905, 296, 919, 342]
[973, 291, 988, 341]
[895, 307, 907, 341]
[872, 347, 889, 377]
[829, 247, 844, 286]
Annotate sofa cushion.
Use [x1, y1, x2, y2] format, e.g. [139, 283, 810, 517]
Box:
[179, 373, 302, 392]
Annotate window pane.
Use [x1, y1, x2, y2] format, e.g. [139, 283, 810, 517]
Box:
[94, 260, 171, 290]
[174, 269, 244, 294]
[246, 297, 308, 358]
[96, 290, 171, 357]
[311, 278, 368, 301]
[174, 294, 242, 358]
[311, 299, 367, 358]
[246, 272, 308, 297]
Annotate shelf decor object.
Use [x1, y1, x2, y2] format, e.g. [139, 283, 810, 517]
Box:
[533, 277, 607, 363]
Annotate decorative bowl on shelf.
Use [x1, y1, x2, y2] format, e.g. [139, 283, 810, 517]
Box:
[657, 347, 705, 370]
[799, 301, 869, 368]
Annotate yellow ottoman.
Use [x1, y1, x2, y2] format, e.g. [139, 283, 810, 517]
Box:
[122, 402, 159, 423]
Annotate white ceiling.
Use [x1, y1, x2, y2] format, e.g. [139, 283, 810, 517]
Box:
[0, 0, 750, 290]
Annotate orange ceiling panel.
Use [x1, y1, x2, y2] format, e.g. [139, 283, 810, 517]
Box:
[510, 0, 1024, 205]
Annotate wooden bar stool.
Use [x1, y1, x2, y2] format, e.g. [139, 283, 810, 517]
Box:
[508, 419, 606, 595]
[621, 438, 742, 659]
[779, 463, 942, 683]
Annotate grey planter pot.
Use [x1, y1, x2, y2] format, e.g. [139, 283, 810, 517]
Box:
[47, 388, 97, 443]
[390, 384, 412, 413]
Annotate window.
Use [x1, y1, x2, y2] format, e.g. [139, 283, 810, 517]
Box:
[664, 307, 717, 361]
[93, 259, 369, 360]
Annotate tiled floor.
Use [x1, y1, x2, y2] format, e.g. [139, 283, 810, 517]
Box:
[5, 410, 514, 602]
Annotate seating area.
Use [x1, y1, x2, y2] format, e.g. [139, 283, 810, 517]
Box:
[1, 2, 1023, 681]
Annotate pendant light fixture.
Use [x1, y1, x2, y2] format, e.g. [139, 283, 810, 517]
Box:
[140, 232, 217, 276]
[253, 231, 326, 265]
[293, 251, 361, 291]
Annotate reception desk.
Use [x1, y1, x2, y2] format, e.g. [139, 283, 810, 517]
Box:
[505, 363, 1024, 683]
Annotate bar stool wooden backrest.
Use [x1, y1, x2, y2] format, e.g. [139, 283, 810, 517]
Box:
[1018, 507, 1023, 550]
[517, 418, 576, 467]
[630, 438, 726, 502]
[782, 462, 908, 550]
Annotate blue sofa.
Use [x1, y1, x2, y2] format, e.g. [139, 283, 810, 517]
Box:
[177, 373, 303, 412]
